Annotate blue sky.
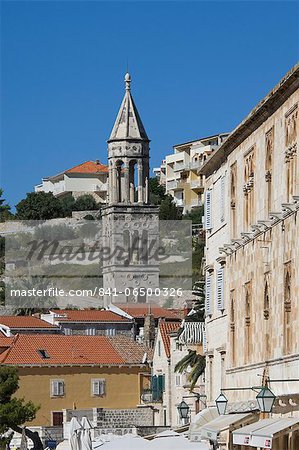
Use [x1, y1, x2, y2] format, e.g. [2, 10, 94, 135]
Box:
[1, 1, 298, 208]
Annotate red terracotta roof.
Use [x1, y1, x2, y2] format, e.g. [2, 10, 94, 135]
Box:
[51, 309, 130, 322]
[115, 304, 181, 320]
[0, 316, 58, 329]
[0, 334, 149, 366]
[159, 321, 181, 358]
[66, 161, 108, 174]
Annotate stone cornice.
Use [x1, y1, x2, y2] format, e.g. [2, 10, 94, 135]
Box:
[200, 64, 299, 178]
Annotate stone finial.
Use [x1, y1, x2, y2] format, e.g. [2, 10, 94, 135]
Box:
[125, 72, 131, 91]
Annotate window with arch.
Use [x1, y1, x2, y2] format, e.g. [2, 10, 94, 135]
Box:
[230, 290, 236, 366]
[243, 148, 255, 230]
[263, 279, 271, 360]
[283, 266, 292, 355]
[285, 105, 298, 202]
[263, 280, 270, 320]
[265, 128, 274, 215]
[244, 281, 252, 364]
[230, 163, 237, 237]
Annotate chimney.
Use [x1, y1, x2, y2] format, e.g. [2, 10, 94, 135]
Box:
[143, 313, 156, 348]
[95, 159, 100, 164]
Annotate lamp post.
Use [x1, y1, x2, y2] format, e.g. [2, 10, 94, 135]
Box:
[215, 393, 228, 415]
[177, 400, 190, 423]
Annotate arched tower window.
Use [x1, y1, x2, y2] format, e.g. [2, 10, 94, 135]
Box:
[115, 160, 124, 203]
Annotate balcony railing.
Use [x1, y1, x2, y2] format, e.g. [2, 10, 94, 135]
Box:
[141, 389, 163, 403]
[190, 179, 204, 190]
[166, 180, 178, 190]
[173, 161, 187, 172]
[178, 322, 205, 344]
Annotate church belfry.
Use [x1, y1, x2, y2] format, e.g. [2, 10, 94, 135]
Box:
[107, 73, 150, 205]
[102, 73, 159, 305]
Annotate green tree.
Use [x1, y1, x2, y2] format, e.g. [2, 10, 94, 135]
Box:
[60, 195, 76, 217]
[0, 366, 43, 450]
[149, 177, 166, 205]
[159, 195, 182, 220]
[72, 194, 99, 211]
[15, 192, 63, 220]
[0, 189, 13, 222]
[174, 350, 206, 392]
[183, 205, 204, 224]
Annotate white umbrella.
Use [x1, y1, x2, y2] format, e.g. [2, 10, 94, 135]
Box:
[80, 417, 92, 450]
[149, 435, 210, 449]
[100, 434, 151, 450]
[69, 417, 82, 450]
[20, 427, 28, 450]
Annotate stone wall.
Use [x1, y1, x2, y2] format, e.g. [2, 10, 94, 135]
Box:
[96, 407, 154, 427]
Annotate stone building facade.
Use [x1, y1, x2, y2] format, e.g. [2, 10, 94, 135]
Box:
[201, 64, 299, 413]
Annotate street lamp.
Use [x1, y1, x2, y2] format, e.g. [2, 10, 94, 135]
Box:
[256, 386, 276, 413]
[177, 400, 190, 420]
[215, 393, 228, 415]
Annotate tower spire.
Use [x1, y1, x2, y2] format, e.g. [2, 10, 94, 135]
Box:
[108, 73, 149, 142]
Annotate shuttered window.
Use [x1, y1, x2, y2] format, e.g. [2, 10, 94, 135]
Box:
[205, 190, 212, 230]
[202, 329, 207, 353]
[51, 380, 64, 397]
[92, 379, 106, 396]
[216, 267, 224, 310]
[205, 273, 212, 316]
[220, 176, 225, 222]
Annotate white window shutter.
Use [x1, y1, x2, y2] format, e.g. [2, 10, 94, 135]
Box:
[52, 380, 64, 396]
[220, 176, 225, 222]
[92, 379, 106, 396]
[92, 380, 100, 395]
[99, 380, 106, 395]
[203, 329, 207, 353]
[205, 273, 212, 315]
[205, 190, 212, 230]
[217, 267, 224, 310]
[58, 381, 64, 396]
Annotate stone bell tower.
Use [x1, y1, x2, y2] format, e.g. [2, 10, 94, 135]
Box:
[102, 73, 159, 305]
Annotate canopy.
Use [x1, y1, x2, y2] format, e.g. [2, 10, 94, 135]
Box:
[251, 418, 299, 448]
[232, 418, 276, 446]
[200, 413, 255, 442]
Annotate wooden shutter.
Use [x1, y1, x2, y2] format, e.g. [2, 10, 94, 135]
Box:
[205, 273, 212, 315]
[216, 267, 224, 310]
[205, 190, 212, 230]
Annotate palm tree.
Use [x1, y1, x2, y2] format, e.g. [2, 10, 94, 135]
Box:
[175, 349, 206, 392]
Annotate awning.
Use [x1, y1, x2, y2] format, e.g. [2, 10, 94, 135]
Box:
[200, 413, 255, 442]
[233, 417, 299, 448]
[233, 418, 276, 446]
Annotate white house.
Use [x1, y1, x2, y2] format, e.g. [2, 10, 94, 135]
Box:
[35, 160, 108, 204]
[149, 319, 206, 428]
